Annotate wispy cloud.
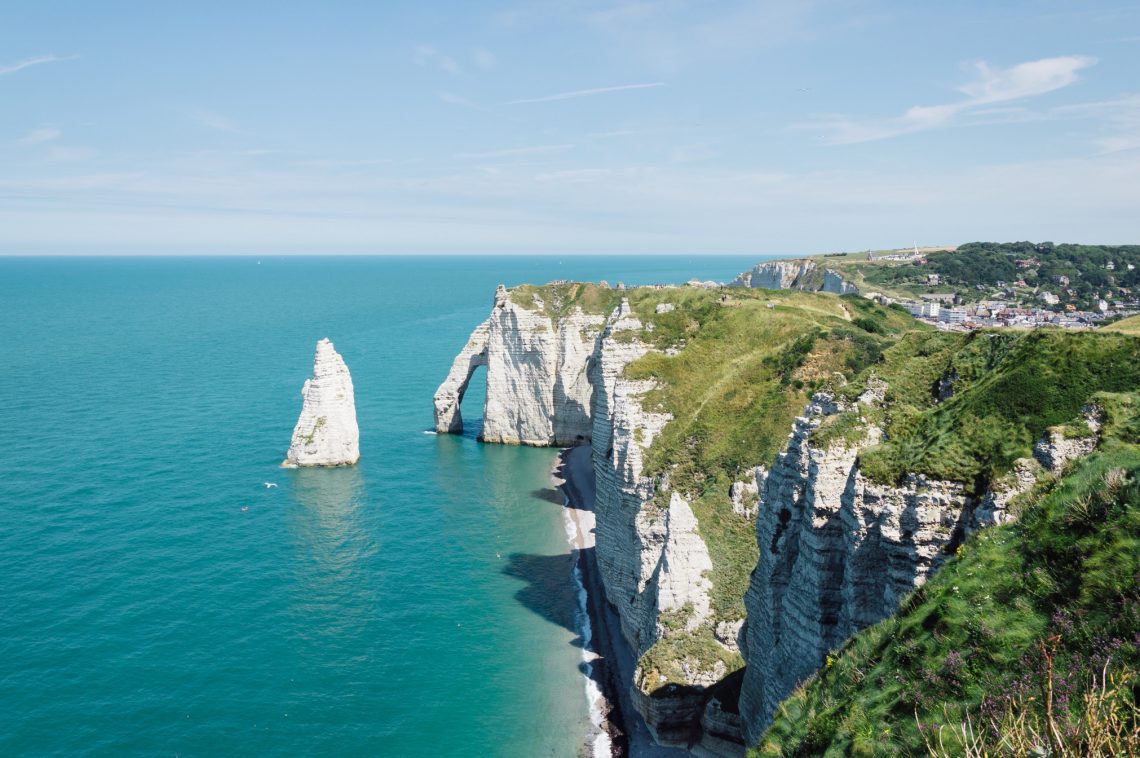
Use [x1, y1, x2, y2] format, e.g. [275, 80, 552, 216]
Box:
[414, 45, 463, 75]
[187, 108, 246, 135]
[301, 157, 395, 169]
[438, 92, 476, 108]
[507, 82, 664, 105]
[17, 126, 62, 145]
[0, 54, 75, 77]
[1056, 95, 1140, 154]
[806, 55, 1097, 144]
[455, 143, 574, 159]
[472, 48, 496, 70]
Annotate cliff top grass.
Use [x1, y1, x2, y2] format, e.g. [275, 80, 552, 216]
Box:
[619, 289, 917, 621]
[508, 281, 623, 321]
[839, 329, 1140, 491]
[754, 394, 1140, 757]
[1104, 313, 1140, 335]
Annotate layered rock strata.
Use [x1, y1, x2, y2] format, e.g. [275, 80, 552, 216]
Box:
[436, 289, 738, 753]
[283, 338, 360, 467]
[736, 389, 1084, 742]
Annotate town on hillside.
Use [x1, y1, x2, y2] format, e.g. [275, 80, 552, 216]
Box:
[799, 241, 1140, 331]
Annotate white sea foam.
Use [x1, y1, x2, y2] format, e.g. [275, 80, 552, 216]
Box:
[562, 500, 613, 758]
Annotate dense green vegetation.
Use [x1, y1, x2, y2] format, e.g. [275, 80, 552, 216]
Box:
[753, 394, 1140, 756]
[933, 242, 1140, 303]
[808, 241, 1140, 310]
[824, 329, 1140, 491]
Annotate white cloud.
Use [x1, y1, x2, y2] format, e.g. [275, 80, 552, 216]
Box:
[414, 45, 463, 75]
[0, 54, 74, 77]
[1053, 95, 1140, 154]
[438, 92, 476, 107]
[472, 48, 497, 70]
[17, 126, 61, 145]
[507, 82, 664, 104]
[956, 57, 1095, 104]
[188, 108, 246, 134]
[455, 143, 575, 159]
[806, 55, 1097, 144]
[2, 147, 1138, 253]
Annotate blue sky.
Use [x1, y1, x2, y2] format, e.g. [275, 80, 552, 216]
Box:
[1, 1, 1138, 254]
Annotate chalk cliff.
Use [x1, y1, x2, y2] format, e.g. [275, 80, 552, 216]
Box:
[731, 259, 856, 294]
[435, 287, 735, 751]
[736, 388, 1086, 742]
[433, 285, 605, 445]
[283, 338, 360, 468]
[438, 287, 1117, 753]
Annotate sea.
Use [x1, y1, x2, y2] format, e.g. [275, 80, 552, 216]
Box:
[0, 255, 758, 757]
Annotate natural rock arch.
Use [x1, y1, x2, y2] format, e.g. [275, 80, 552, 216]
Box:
[433, 317, 490, 434]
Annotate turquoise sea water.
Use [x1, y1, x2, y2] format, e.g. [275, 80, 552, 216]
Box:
[0, 255, 757, 757]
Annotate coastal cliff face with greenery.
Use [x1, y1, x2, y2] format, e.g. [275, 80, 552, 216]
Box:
[754, 393, 1140, 756]
[436, 280, 1140, 754]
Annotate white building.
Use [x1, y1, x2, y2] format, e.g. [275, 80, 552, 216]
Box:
[940, 307, 967, 324]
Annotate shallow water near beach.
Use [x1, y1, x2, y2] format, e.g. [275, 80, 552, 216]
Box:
[0, 254, 756, 756]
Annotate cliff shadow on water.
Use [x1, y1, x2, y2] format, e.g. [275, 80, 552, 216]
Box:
[502, 551, 582, 640]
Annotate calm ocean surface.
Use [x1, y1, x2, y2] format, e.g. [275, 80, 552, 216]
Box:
[0, 255, 758, 757]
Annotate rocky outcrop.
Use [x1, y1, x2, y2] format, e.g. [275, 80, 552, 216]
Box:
[283, 338, 359, 468]
[732, 260, 816, 290]
[729, 467, 765, 521]
[433, 319, 490, 434]
[731, 259, 856, 295]
[433, 285, 605, 445]
[695, 696, 745, 758]
[736, 389, 1068, 743]
[822, 268, 858, 295]
[1033, 405, 1101, 474]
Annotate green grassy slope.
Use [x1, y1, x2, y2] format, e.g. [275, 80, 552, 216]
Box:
[753, 394, 1140, 757]
[822, 329, 1140, 491]
[624, 290, 916, 622]
[1104, 313, 1140, 336]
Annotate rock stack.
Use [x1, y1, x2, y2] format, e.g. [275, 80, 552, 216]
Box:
[283, 338, 360, 468]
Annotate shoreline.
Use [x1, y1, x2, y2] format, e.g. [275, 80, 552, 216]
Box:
[553, 446, 689, 758]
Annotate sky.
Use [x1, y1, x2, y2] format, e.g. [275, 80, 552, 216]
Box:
[1, 1, 1138, 255]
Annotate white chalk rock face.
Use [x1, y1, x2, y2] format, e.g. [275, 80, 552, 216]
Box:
[433, 285, 607, 445]
[283, 338, 360, 468]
